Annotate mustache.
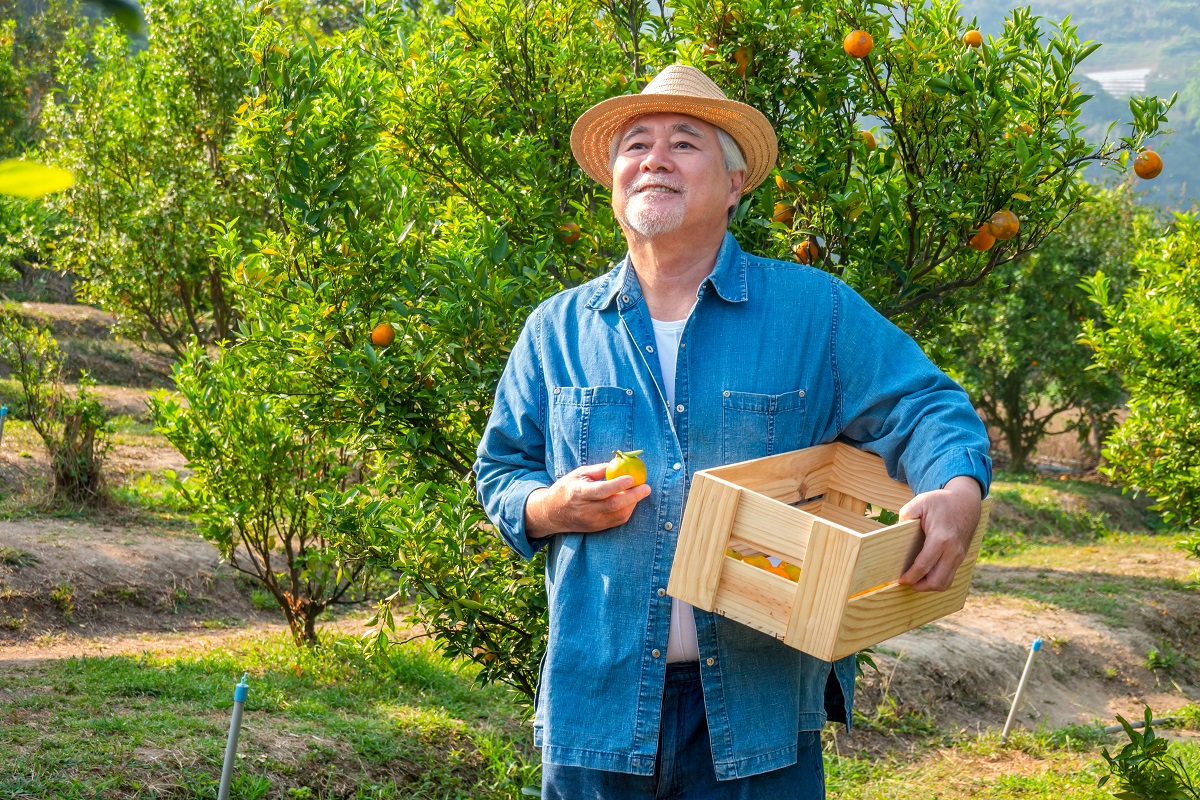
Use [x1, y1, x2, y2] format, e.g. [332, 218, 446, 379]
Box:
[625, 176, 686, 197]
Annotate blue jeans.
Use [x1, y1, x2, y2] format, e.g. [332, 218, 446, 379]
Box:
[542, 662, 826, 799]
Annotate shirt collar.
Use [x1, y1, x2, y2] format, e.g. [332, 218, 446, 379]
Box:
[585, 231, 749, 311]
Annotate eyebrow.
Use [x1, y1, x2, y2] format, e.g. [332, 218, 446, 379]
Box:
[621, 121, 708, 142]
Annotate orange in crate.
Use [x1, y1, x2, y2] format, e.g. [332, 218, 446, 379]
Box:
[667, 443, 992, 661]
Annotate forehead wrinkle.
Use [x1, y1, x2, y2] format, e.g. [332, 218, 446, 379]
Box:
[620, 119, 709, 142]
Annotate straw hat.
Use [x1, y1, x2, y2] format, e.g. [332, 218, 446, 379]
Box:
[570, 64, 778, 193]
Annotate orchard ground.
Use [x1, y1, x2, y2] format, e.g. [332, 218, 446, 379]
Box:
[0, 302, 1198, 799]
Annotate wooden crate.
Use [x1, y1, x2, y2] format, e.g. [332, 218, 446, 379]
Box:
[667, 443, 992, 661]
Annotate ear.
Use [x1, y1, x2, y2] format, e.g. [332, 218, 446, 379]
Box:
[728, 169, 746, 199]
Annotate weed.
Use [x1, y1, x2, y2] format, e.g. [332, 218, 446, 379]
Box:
[0, 547, 38, 567]
[251, 589, 280, 610]
[1146, 642, 1189, 674]
[1040, 721, 1112, 749]
[0, 612, 26, 631]
[49, 580, 74, 623]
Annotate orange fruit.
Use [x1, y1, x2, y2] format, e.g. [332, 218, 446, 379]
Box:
[1134, 150, 1163, 180]
[733, 46, 753, 77]
[558, 222, 582, 244]
[780, 562, 802, 581]
[843, 30, 873, 58]
[605, 449, 647, 487]
[702, 41, 719, 59]
[370, 322, 395, 347]
[742, 554, 772, 570]
[775, 174, 792, 193]
[968, 225, 995, 252]
[858, 130, 876, 150]
[793, 239, 821, 264]
[772, 203, 796, 225]
[962, 30, 983, 47]
[765, 564, 791, 580]
[725, 548, 743, 560]
[986, 209, 1020, 240]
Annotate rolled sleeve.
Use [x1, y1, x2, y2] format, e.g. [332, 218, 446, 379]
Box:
[831, 281, 993, 497]
[474, 308, 554, 561]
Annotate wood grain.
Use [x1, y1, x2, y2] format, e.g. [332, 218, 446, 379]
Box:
[668, 475, 742, 609]
[712, 557, 794, 638]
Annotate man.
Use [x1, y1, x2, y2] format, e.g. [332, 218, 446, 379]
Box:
[474, 65, 991, 798]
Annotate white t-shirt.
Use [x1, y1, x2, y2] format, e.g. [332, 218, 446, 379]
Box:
[651, 316, 699, 663]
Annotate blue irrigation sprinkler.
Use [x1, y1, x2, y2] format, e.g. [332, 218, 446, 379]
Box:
[217, 673, 250, 800]
[1001, 637, 1042, 744]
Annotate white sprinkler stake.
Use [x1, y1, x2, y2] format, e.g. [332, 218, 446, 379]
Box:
[217, 673, 250, 800]
[1002, 637, 1042, 744]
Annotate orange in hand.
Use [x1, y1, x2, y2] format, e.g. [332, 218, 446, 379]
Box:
[605, 449, 647, 487]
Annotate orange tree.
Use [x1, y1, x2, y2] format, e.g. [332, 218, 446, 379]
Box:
[933, 184, 1161, 473]
[1083, 215, 1200, 537]
[670, 0, 1171, 335]
[206, 0, 1170, 703]
[38, 0, 264, 354]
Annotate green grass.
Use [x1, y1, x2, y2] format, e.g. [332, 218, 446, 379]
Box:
[972, 563, 1190, 625]
[0, 631, 540, 799]
[826, 723, 1200, 799]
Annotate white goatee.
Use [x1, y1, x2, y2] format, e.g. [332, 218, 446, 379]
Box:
[622, 177, 687, 238]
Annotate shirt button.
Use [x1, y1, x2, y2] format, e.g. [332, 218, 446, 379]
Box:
[799, 390, 806, 397]
[723, 390, 730, 397]
[553, 387, 561, 394]
[646, 345, 654, 353]
[657, 588, 667, 597]
[626, 389, 634, 396]
[706, 657, 715, 666]
[664, 522, 673, 531]
[652, 649, 662, 658]
[676, 404, 684, 413]
[621, 294, 630, 303]
[673, 462, 681, 470]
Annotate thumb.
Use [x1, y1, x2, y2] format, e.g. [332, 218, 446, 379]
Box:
[898, 493, 930, 523]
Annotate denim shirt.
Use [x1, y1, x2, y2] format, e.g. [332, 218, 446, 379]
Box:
[474, 232, 992, 779]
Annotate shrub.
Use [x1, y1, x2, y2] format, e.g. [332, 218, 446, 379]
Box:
[152, 343, 382, 646]
[0, 306, 112, 504]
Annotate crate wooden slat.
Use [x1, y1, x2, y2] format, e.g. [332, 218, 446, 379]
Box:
[668, 443, 993, 662]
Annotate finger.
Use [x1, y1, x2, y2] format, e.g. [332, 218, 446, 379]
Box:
[581, 474, 636, 499]
[908, 562, 956, 593]
[898, 495, 922, 522]
[599, 483, 652, 512]
[897, 545, 936, 587]
[574, 462, 611, 481]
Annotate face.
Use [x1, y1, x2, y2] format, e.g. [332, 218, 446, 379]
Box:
[611, 112, 745, 240]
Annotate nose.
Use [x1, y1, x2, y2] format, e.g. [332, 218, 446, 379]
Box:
[638, 140, 674, 173]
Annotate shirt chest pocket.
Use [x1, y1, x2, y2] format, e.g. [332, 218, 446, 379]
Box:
[722, 389, 807, 463]
[549, 386, 635, 479]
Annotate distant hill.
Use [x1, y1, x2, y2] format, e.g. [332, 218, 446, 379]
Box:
[958, 0, 1200, 206]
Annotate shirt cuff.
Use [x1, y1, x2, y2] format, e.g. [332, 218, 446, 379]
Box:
[910, 447, 992, 498]
[499, 478, 554, 560]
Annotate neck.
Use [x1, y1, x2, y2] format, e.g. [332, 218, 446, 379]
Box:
[625, 224, 727, 321]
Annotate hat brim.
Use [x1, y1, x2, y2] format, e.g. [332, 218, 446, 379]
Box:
[570, 94, 778, 194]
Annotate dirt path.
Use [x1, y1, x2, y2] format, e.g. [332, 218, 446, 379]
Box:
[2, 515, 1197, 740]
[0, 616, 369, 670]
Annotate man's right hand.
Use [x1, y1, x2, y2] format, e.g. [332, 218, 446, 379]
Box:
[524, 462, 653, 539]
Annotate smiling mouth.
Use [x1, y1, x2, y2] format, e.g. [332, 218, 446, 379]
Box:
[634, 184, 682, 194]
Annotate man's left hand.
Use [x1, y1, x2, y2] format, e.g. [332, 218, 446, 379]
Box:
[896, 476, 983, 592]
